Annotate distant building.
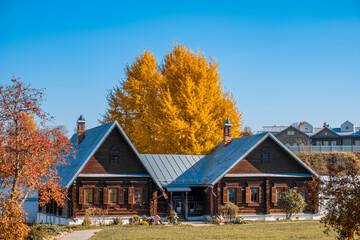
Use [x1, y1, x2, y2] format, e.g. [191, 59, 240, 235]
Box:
[262, 121, 360, 148]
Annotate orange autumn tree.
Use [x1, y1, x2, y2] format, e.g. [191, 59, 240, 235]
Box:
[103, 43, 243, 154]
[0, 77, 73, 239]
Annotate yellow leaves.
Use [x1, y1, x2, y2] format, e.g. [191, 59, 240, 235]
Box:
[103, 42, 243, 155]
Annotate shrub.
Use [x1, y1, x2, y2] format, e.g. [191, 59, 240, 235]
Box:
[219, 202, 239, 223]
[26, 224, 63, 240]
[129, 215, 141, 225]
[112, 217, 123, 225]
[83, 207, 108, 226]
[278, 188, 306, 219]
[166, 211, 179, 224]
[140, 221, 149, 226]
[25, 226, 46, 240]
[142, 215, 149, 223]
[212, 215, 223, 225]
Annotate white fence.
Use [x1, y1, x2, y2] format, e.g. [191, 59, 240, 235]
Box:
[288, 145, 360, 153]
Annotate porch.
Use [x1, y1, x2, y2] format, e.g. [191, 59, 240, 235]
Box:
[156, 186, 209, 220]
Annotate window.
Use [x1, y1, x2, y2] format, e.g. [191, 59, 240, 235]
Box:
[134, 188, 142, 204]
[251, 188, 258, 203]
[331, 141, 337, 146]
[228, 189, 235, 203]
[276, 187, 286, 200]
[109, 188, 117, 204]
[85, 189, 93, 204]
[316, 141, 321, 146]
[287, 131, 295, 136]
[305, 127, 308, 131]
[324, 141, 329, 146]
[324, 132, 328, 136]
[355, 141, 360, 146]
[298, 188, 306, 202]
[109, 154, 119, 164]
[262, 153, 270, 162]
[346, 126, 349, 130]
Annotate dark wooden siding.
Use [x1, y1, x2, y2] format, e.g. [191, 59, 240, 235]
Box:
[81, 128, 148, 174]
[73, 177, 155, 217]
[228, 137, 309, 174]
[275, 126, 310, 146]
[219, 177, 315, 214]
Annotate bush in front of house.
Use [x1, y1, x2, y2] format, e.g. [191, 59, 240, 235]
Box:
[129, 215, 141, 225]
[166, 211, 179, 225]
[26, 224, 67, 240]
[219, 202, 239, 223]
[278, 188, 306, 219]
[82, 207, 108, 226]
[112, 217, 123, 225]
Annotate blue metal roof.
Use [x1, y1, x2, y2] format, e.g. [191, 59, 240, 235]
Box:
[139, 154, 205, 187]
[200, 133, 269, 185]
[166, 186, 192, 192]
[58, 121, 114, 187]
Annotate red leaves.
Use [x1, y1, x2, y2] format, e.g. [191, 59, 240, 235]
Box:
[0, 77, 75, 239]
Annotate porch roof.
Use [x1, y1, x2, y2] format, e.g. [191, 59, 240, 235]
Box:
[166, 186, 192, 192]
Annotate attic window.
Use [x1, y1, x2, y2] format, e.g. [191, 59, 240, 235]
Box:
[324, 132, 328, 136]
[262, 150, 270, 162]
[287, 131, 295, 136]
[305, 128, 308, 131]
[109, 153, 119, 164]
[346, 126, 349, 130]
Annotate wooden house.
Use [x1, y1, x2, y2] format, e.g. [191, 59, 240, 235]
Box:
[38, 116, 320, 224]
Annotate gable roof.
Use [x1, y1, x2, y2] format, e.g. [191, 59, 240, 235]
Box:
[276, 125, 309, 138]
[311, 127, 340, 138]
[199, 132, 318, 185]
[58, 121, 162, 189]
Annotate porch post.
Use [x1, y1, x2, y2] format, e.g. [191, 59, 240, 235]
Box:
[266, 179, 270, 214]
[185, 192, 188, 220]
[170, 192, 173, 212]
[210, 188, 214, 216]
[181, 192, 184, 216]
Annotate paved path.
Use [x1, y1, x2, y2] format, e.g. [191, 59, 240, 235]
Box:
[62, 229, 102, 240]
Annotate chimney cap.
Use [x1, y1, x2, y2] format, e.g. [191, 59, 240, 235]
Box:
[77, 115, 85, 122]
[224, 118, 232, 126]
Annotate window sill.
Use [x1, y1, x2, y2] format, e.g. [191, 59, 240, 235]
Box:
[248, 203, 260, 207]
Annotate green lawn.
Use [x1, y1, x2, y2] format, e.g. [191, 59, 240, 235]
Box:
[90, 221, 336, 240]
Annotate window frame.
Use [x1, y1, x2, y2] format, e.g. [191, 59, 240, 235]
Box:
[227, 188, 236, 203]
[134, 187, 143, 204]
[109, 188, 118, 204]
[85, 188, 94, 204]
[250, 188, 259, 203]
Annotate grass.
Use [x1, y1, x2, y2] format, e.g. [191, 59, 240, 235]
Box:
[90, 221, 337, 240]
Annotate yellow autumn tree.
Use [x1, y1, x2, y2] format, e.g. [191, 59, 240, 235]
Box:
[103, 43, 242, 154]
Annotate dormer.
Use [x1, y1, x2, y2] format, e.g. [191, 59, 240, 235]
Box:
[341, 120, 354, 132]
[299, 122, 313, 133]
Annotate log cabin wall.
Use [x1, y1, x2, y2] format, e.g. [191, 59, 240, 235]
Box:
[72, 177, 156, 217]
[219, 177, 314, 215]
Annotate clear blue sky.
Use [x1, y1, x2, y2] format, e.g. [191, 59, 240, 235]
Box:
[1, 1, 359, 135]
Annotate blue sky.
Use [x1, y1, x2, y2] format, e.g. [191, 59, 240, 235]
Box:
[1, 1, 359, 135]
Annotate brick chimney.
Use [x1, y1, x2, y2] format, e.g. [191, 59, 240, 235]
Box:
[77, 115, 86, 145]
[223, 118, 232, 146]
